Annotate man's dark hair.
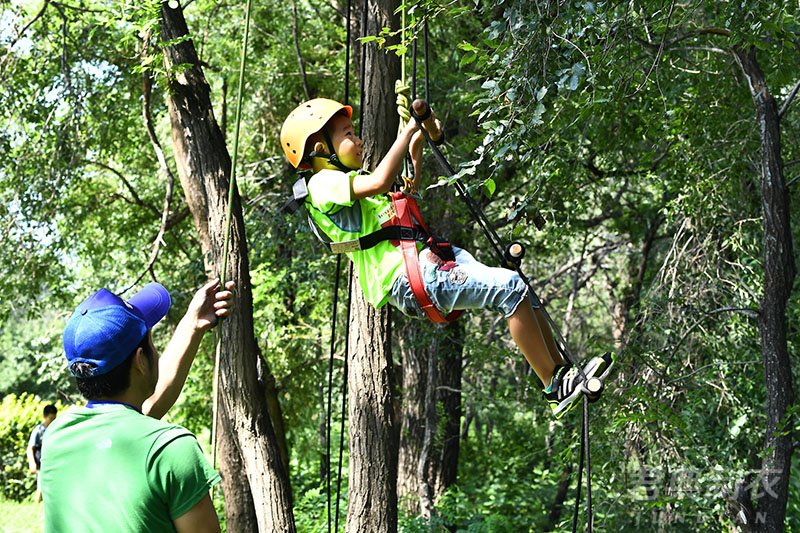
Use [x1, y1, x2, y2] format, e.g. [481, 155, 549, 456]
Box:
[43, 405, 57, 417]
[71, 334, 153, 399]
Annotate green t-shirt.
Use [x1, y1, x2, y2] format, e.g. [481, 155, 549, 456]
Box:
[41, 404, 220, 532]
[306, 168, 406, 308]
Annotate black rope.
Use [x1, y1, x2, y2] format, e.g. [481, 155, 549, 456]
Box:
[411, 34, 417, 101]
[334, 263, 352, 532]
[344, 0, 352, 106]
[326, 1, 356, 531]
[409, 26, 602, 529]
[572, 407, 584, 533]
[584, 397, 593, 533]
[571, 397, 593, 533]
[423, 20, 430, 104]
[325, 255, 341, 533]
[358, 0, 367, 132]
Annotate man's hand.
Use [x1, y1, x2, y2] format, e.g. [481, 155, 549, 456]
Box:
[143, 279, 236, 419]
[186, 279, 236, 333]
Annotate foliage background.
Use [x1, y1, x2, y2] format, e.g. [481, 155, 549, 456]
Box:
[1, 0, 798, 530]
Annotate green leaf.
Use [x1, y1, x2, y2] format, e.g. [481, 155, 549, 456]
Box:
[482, 178, 496, 198]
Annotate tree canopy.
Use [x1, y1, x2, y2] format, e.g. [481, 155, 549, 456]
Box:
[1, 0, 798, 530]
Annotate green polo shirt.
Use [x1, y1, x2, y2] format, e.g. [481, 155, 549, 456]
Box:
[306, 168, 406, 308]
[41, 404, 219, 532]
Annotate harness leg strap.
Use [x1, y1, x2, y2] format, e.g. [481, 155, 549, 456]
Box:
[391, 193, 461, 323]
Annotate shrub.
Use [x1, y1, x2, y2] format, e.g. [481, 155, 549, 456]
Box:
[0, 393, 65, 501]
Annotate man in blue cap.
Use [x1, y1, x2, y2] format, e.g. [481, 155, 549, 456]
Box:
[41, 279, 234, 532]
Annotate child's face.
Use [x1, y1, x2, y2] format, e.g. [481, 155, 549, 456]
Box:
[326, 113, 363, 169]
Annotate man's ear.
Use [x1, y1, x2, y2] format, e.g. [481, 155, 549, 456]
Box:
[132, 348, 149, 376]
[313, 141, 327, 155]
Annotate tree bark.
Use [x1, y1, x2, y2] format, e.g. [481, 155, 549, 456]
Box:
[216, 393, 258, 532]
[732, 45, 796, 533]
[345, 0, 401, 531]
[159, 5, 295, 531]
[397, 318, 463, 517]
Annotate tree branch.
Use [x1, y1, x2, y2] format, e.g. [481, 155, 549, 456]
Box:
[637, 27, 732, 50]
[635, 0, 676, 93]
[4, 0, 51, 53]
[123, 30, 182, 292]
[778, 78, 800, 119]
[49, 1, 107, 14]
[82, 160, 160, 217]
[291, 0, 311, 100]
[668, 306, 760, 357]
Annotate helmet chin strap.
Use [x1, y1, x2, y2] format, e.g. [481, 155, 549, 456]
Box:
[307, 127, 357, 172]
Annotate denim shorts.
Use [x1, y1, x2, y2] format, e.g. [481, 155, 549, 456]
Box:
[388, 246, 530, 319]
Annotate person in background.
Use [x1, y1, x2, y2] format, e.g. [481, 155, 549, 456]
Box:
[27, 404, 57, 502]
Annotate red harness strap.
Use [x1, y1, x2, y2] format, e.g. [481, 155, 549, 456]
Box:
[387, 192, 462, 324]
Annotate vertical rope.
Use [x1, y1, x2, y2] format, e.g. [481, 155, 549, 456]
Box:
[344, 0, 352, 106]
[334, 265, 352, 532]
[212, 0, 253, 472]
[572, 404, 585, 533]
[327, 1, 360, 530]
[584, 397, 593, 532]
[326, 254, 342, 532]
[411, 35, 417, 100]
[423, 20, 430, 103]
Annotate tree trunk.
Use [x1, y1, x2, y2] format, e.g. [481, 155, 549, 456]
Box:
[436, 324, 462, 496]
[397, 318, 463, 517]
[345, 1, 401, 531]
[216, 394, 258, 532]
[159, 5, 295, 531]
[732, 45, 796, 533]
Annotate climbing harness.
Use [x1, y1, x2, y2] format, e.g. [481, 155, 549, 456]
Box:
[281, 178, 461, 323]
[389, 191, 461, 323]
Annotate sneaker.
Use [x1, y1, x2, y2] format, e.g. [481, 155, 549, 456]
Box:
[544, 364, 584, 418]
[544, 355, 611, 418]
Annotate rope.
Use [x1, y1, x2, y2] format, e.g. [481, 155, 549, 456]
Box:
[411, 115, 600, 530]
[408, 21, 600, 530]
[395, 8, 411, 132]
[212, 0, 253, 471]
[325, 0, 364, 529]
[324, 0, 353, 525]
[423, 20, 430, 103]
[570, 397, 594, 532]
[334, 266, 352, 533]
[396, 81, 412, 126]
[325, 255, 341, 531]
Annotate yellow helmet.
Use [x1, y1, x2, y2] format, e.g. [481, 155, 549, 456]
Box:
[280, 98, 353, 168]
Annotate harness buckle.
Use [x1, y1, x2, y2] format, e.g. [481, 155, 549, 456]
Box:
[399, 226, 417, 241]
[329, 240, 362, 253]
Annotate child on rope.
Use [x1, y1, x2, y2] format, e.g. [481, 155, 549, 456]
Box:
[280, 98, 607, 417]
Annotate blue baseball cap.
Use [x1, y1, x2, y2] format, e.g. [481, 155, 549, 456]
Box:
[63, 283, 171, 376]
